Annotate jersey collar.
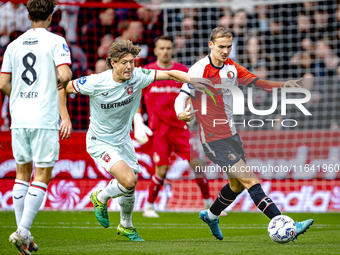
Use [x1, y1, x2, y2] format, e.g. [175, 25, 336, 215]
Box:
[208, 55, 225, 70]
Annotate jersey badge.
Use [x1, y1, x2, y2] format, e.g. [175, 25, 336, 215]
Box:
[142, 69, 151, 75]
[63, 43, 70, 52]
[102, 153, 111, 163]
[227, 71, 235, 79]
[126, 86, 134, 95]
[79, 77, 87, 85]
[228, 153, 237, 161]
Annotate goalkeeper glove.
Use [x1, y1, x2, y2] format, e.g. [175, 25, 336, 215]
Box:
[133, 113, 153, 144]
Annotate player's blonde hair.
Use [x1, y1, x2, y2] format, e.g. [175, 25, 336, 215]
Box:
[210, 27, 233, 42]
[106, 40, 141, 69]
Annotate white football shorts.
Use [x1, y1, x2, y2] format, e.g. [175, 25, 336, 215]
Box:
[11, 128, 59, 167]
[86, 132, 140, 174]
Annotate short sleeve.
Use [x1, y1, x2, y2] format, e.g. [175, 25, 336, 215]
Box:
[137, 68, 156, 89]
[72, 75, 96, 95]
[1, 45, 12, 73]
[54, 37, 72, 68]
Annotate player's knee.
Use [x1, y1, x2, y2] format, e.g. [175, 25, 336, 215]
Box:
[122, 175, 137, 190]
[230, 182, 245, 193]
[241, 178, 260, 190]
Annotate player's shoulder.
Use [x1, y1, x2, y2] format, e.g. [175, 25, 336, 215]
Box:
[225, 58, 238, 66]
[143, 62, 157, 70]
[190, 56, 210, 71]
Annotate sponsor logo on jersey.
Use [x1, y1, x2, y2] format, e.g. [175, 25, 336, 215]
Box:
[102, 92, 108, 96]
[20, 92, 38, 98]
[142, 69, 151, 75]
[79, 77, 87, 85]
[23, 40, 38, 45]
[61, 53, 70, 57]
[126, 86, 133, 95]
[102, 153, 111, 163]
[227, 71, 235, 79]
[63, 43, 70, 52]
[101, 97, 134, 109]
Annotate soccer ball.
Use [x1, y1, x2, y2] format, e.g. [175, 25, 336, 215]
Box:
[268, 215, 296, 243]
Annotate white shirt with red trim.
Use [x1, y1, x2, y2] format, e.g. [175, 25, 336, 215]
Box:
[180, 56, 257, 144]
[1, 28, 71, 129]
[72, 67, 156, 146]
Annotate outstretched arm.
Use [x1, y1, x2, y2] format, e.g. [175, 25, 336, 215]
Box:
[155, 70, 213, 90]
[246, 78, 302, 91]
[58, 80, 76, 140]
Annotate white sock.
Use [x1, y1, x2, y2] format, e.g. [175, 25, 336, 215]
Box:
[13, 179, 29, 227]
[207, 209, 219, 220]
[19, 181, 47, 232]
[144, 201, 154, 211]
[203, 198, 213, 208]
[119, 193, 135, 228]
[97, 179, 134, 204]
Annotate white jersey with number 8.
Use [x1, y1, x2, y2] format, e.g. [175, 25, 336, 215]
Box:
[1, 28, 72, 130]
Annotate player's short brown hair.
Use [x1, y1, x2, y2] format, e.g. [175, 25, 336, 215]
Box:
[27, 0, 57, 22]
[154, 36, 173, 47]
[210, 27, 233, 42]
[106, 40, 141, 69]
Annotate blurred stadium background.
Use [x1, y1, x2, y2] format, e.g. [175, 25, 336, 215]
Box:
[0, 0, 339, 213]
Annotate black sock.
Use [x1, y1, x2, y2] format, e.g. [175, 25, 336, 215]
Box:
[210, 183, 240, 216]
[248, 183, 281, 219]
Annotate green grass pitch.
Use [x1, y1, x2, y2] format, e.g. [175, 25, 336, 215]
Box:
[1, 211, 339, 255]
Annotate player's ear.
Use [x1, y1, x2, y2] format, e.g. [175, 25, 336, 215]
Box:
[208, 41, 213, 50]
[111, 60, 115, 69]
[47, 14, 52, 22]
[28, 14, 32, 21]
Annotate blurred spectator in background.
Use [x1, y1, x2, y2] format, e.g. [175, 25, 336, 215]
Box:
[314, 37, 339, 77]
[174, 17, 200, 66]
[97, 34, 114, 61]
[253, 5, 270, 33]
[264, 14, 290, 78]
[218, 8, 233, 30]
[231, 9, 249, 61]
[239, 36, 272, 73]
[116, 20, 149, 67]
[314, 8, 331, 39]
[54, 27, 88, 78]
[81, 8, 117, 71]
[57, 0, 85, 44]
[95, 59, 108, 74]
[137, 6, 163, 63]
[0, 2, 30, 48]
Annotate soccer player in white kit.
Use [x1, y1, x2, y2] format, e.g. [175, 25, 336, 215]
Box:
[59, 40, 208, 241]
[0, 0, 72, 254]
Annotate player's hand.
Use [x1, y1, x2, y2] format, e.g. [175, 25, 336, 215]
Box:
[178, 104, 198, 122]
[190, 78, 214, 93]
[283, 78, 302, 88]
[59, 117, 72, 140]
[57, 82, 64, 91]
[134, 113, 153, 144]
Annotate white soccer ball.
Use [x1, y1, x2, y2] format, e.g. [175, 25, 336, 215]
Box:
[268, 215, 297, 243]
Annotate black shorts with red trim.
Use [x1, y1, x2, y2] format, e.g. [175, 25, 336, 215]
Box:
[202, 133, 246, 168]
